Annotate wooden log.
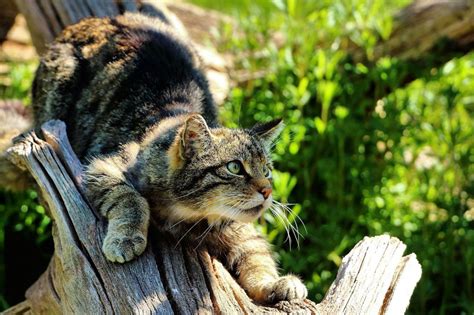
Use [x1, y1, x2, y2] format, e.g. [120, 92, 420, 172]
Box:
[0, 0, 18, 42]
[356, 0, 474, 60]
[314, 236, 422, 314]
[2, 120, 421, 314]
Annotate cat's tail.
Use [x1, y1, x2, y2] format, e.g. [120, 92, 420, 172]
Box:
[0, 99, 33, 191]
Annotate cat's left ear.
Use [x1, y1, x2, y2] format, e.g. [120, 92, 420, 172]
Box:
[250, 118, 284, 149]
[179, 114, 212, 159]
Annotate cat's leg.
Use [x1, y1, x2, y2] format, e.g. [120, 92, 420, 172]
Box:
[85, 155, 150, 263]
[219, 223, 307, 303]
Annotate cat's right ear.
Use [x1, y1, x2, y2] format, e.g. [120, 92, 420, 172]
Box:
[250, 118, 284, 150]
[178, 114, 212, 159]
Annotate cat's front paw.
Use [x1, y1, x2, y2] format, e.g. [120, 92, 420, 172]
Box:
[266, 275, 308, 303]
[102, 231, 147, 263]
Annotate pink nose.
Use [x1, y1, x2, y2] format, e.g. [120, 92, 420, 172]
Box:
[260, 187, 272, 199]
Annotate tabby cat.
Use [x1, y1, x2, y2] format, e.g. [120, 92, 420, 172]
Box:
[31, 12, 307, 303]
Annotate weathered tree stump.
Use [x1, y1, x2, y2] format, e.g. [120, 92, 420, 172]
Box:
[1, 120, 421, 314]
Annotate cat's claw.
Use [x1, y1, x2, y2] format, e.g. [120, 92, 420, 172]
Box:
[102, 232, 147, 263]
[267, 275, 308, 302]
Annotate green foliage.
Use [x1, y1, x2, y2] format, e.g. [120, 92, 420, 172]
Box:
[201, 0, 473, 313]
[0, 188, 50, 309]
[0, 61, 37, 104]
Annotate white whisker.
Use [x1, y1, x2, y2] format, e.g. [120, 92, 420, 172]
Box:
[269, 201, 306, 249]
[175, 217, 205, 248]
[168, 217, 188, 230]
[269, 206, 292, 249]
[274, 200, 307, 235]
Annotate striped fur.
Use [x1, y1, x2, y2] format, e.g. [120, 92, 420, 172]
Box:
[32, 12, 306, 303]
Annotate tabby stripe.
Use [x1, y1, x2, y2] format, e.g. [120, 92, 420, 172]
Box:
[201, 181, 230, 192]
[93, 180, 127, 196]
[90, 181, 130, 207]
[101, 191, 138, 217]
[181, 164, 222, 191]
[185, 181, 230, 199]
[212, 172, 232, 181]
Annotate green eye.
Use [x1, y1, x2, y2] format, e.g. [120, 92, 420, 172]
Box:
[263, 165, 272, 178]
[226, 161, 243, 175]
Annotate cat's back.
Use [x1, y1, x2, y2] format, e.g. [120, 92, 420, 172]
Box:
[32, 13, 216, 160]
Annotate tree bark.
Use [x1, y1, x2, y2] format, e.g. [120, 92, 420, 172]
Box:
[356, 0, 474, 60]
[2, 120, 421, 314]
[315, 238, 422, 314]
[0, 0, 18, 42]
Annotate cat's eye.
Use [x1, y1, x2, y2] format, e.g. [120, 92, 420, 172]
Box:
[226, 161, 243, 175]
[263, 165, 272, 178]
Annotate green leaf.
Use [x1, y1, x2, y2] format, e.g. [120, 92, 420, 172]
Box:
[286, 0, 296, 17]
[314, 117, 326, 134]
[334, 106, 349, 119]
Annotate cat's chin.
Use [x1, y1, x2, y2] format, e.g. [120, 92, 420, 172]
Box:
[230, 198, 272, 222]
[223, 203, 270, 223]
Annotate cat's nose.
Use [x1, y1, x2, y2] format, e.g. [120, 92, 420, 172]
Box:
[259, 187, 272, 199]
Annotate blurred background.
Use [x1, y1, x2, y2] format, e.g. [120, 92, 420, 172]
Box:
[0, 0, 473, 314]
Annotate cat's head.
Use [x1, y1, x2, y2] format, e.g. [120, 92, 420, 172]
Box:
[168, 114, 283, 223]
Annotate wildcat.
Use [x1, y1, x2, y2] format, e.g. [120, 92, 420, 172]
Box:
[31, 12, 307, 303]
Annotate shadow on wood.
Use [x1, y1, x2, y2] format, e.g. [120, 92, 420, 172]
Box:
[2, 120, 421, 314]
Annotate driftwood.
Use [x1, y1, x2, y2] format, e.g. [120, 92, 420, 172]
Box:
[1, 120, 422, 314]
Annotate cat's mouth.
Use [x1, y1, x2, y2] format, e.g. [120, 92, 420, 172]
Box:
[242, 205, 264, 214]
[226, 204, 265, 223]
[241, 197, 272, 215]
[208, 198, 272, 223]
